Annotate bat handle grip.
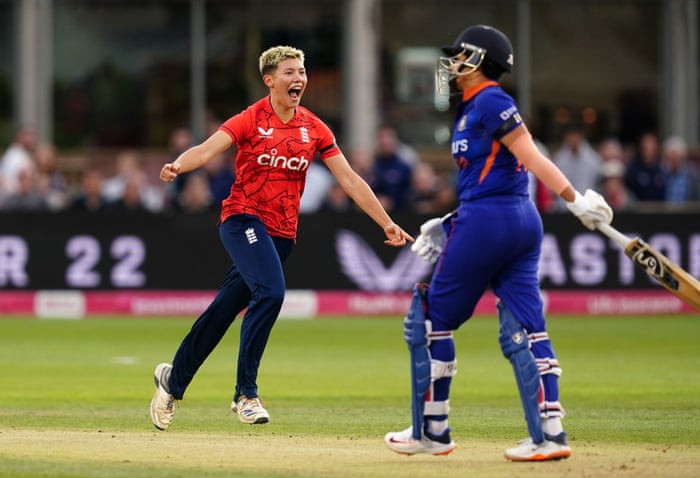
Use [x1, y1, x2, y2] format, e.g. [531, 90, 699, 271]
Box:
[596, 222, 633, 249]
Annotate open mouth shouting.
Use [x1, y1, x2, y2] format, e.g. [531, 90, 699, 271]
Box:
[288, 86, 303, 103]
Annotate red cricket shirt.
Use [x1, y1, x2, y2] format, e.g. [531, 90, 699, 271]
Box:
[218, 96, 341, 239]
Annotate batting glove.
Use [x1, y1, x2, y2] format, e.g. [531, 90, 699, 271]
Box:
[411, 215, 450, 264]
[566, 189, 613, 231]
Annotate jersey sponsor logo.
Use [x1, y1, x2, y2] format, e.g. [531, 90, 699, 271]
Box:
[257, 126, 274, 138]
[499, 105, 519, 121]
[257, 148, 309, 171]
[451, 138, 469, 155]
[299, 127, 310, 143]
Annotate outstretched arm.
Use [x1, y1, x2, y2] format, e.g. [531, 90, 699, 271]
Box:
[160, 130, 232, 183]
[501, 125, 612, 230]
[500, 125, 575, 200]
[324, 153, 414, 247]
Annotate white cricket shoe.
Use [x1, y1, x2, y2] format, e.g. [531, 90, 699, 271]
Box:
[504, 432, 572, 461]
[150, 363, 177, 430]
[384, 426, 456, 456]
[232, 395, 270, 424]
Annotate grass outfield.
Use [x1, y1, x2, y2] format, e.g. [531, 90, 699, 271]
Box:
[0, 314, 699, 477]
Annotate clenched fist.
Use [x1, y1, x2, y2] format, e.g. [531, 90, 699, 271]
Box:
[160, 162, 182, 183]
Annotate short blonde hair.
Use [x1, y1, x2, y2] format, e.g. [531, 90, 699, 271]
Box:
[258, 45, 305, 76]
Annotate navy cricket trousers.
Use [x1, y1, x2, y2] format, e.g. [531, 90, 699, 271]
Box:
[168, 214, 294, 401]
[428, 196, 545, 331]
[427, 196, 561, 408]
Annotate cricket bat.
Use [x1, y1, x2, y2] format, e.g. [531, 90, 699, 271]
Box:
[596, 223, 700, 312]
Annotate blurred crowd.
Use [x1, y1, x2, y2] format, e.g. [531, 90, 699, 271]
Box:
[1, 123, 699, 216]
[532, 124, 700, 213]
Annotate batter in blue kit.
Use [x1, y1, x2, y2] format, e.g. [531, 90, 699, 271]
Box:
[385, 24, 615, 461]
[440, 82, 548, 350]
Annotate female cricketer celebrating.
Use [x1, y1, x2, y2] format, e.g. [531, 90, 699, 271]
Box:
[384, 25, 613, 461]
[150, 45, 413, 430]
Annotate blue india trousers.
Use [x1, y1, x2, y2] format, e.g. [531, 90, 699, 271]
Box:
[427, 196, 560, 411]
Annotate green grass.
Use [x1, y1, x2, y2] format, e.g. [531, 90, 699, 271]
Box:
[0, 314, 699, 476]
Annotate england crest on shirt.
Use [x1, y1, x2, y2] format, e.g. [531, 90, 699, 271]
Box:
[299, 127, 310, 143]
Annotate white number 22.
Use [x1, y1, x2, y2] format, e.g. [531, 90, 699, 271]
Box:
[65, 235, 146, 288]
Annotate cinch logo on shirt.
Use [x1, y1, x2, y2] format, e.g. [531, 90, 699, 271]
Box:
[257, 148, 309, 171]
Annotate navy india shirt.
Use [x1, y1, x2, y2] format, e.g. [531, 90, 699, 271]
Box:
[451, 81, 529, 202]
